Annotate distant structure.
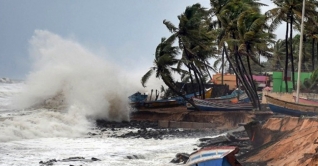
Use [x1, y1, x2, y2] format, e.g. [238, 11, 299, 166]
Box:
[211, 73, 270, 91]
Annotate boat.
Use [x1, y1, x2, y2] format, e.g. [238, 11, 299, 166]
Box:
[128, 92, 148, 102]
[238, 93, 263, 103]
[265, 95, 318, 117]
[129, 88, 213, 109]
[186, 146, 241, 166]
[130, 99, 181, 109]
[292, 96, 318, 106]
[187, 98, 253, 111]
[213, 89, 244, 99]
[206, 96, 239, 104]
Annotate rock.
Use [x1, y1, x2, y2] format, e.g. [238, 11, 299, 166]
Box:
[170, 153, 189, 164]
[91, 157, 101, 161]
[126, 155, 145, 159]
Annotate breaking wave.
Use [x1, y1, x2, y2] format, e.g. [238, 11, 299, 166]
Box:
[0, 30, 134, 141]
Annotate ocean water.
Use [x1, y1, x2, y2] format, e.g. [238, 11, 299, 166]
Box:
[0, 83, 202, 166]
[0, 30, 208, 166]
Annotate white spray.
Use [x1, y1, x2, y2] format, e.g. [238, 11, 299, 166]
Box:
[0, 30, 135, 141]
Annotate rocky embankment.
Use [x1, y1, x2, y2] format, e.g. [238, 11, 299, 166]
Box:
[94, 119, 256, 165]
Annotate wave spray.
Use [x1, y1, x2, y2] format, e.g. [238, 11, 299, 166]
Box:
[1, 30, 133, 141]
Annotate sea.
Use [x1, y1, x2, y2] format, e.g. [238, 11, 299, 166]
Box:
[0, 81, 205, 166]
[0, 30, 208, 166]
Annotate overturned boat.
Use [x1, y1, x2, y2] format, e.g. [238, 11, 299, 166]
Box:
[186, 146, 241, 166]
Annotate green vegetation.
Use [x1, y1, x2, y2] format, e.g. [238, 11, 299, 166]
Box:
[141, 0, 318, 110]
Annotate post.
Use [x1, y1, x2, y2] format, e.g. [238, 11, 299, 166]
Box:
[296, 0, 306, 103]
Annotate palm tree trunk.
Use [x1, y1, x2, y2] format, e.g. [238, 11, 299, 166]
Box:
[196, 67, 206, 99]
[247, 56, 260, 109]
[238, 54, 260, 109]
[187, 66, 196, 97]
[150, 89, 153, 101]
[191, 63, 202, 98]
[316, 41, 318, 63]
[161, 77, 200, 111]
[222, 47, 225, 84]
[290, 15, 295, 90]
[312, 38, 315, 71]
[284, 21, 289, 92]
[235, 54, 257, 108]
[204, 61, 212, 80]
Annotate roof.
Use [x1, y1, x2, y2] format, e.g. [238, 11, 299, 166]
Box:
[252, 75, 268, 82]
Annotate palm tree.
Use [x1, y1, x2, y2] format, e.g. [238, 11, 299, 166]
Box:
[304, 15, 318, 71]
[141, 37, 198, 109]
[163, 3, 217, 99]
[212, 0, 271, 110]
[266, 0, 318, 91]
[301, 68, 318, 92]
[270, 39, 286, 71]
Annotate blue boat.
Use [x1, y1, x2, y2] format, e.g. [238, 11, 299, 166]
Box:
[186, 146, 241, 166]
[128, 92, 148, 102]
[265, 95, 318, 117]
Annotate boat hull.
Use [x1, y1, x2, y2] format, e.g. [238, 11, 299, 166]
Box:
[293, 96, 318, 106]
[188, 98, 253, 111]
[266, 95, 318, 117]
[131, 100, 181, 109]
[186, 146, 240, 166]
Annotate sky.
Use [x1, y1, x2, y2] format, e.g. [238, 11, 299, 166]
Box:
[0, 0, 284, 83]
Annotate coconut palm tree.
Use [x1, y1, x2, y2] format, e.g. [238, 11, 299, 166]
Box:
[304, 15, 318, 71]
[213, 0, 272, 110]
[266, 0, 318, 91]
[141, 37, 198, 109]
[163, 3, 217, 99]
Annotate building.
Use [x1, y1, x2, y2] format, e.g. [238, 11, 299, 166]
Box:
[212, 73, 270, 91]
[272, 71, 311, 92]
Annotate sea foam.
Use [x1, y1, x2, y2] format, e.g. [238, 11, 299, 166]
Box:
[0, 30, 134, 141]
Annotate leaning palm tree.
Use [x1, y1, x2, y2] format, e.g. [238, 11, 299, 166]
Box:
[214, 0, 272, 110]
[163, 3, 217, 99]
[141, 37, 198, 109]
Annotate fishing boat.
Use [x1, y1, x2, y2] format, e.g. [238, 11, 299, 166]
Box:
[238, 93, 263, 103]
[128, 92, 148, 102]
[186, 146, 241, 166]
[265, 95, 318, 117]
[130, 99, 181, 109]
[292, 96, 318, 106]
[214, 89, 244, 99]
[129, 88, 213, 109]
[187, 98, 253, 111]
[206, 96, 239, 104]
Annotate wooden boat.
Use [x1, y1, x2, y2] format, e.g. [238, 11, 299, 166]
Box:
[186, 146, 241, 166]
[187, 98, 253, 111]
[292, 96, 318, 106]
[265, 95, 318, 117]
[130, 89, 212, 109]
[206, 96, 239, 104]
[130, 99, 180, 109]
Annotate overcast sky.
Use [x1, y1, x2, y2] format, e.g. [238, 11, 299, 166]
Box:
[0, 0, 284, 80]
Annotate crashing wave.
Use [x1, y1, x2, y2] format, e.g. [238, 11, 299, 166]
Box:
[0, 78, 13, 83]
